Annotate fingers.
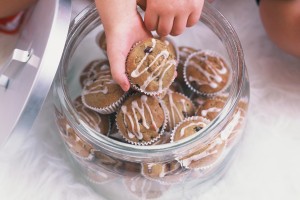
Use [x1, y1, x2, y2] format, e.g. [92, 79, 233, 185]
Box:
[157, 15, 174, 37]
[171, 15, 188, 36]
[107, 44, 130, 92]
[144, 11, 158, 31]
[144, 0, 204, 36]
[187, 4, 203, 27]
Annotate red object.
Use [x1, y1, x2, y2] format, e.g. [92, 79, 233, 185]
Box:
[0, 12, 25, 34]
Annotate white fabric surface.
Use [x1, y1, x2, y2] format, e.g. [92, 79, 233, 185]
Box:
[1, 0, 300, 199]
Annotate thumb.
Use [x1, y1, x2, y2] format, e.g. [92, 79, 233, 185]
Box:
[107, 42, 131, 92]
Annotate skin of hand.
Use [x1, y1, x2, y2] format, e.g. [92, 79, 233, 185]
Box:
[259, 0, 300, 57]
[95, 0, 152, 91]
[144, 0, 204, 36]
[0, 0, 37, 18]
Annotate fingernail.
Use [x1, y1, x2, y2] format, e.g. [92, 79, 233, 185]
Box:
[122, 82, 130, 92]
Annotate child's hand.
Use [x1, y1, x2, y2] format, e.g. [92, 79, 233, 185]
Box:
[143, 0, 204, 36]
[96, 0, 152, 91]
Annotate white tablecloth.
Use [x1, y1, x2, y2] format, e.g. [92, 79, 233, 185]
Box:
[1, 0, 300, 199]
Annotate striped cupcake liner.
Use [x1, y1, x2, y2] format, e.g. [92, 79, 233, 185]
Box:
[81, 90, 129, 115]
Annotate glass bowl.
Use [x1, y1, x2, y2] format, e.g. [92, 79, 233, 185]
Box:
[53, 2, 249, 199]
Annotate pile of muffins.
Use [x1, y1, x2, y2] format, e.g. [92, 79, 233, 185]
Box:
[79, 34, 234, 146]
[56, 32, 248, 192]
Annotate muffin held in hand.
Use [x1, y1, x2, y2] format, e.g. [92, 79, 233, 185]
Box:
[81, 64, 128, 114]
[126, 38, 177, 96]
[184, 50, 231, 96]
[116, 94, 167, 145]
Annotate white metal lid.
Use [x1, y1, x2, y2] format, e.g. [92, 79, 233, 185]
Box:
[0, 0, 71, 145]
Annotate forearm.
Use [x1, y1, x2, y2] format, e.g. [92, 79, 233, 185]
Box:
[259, 0, 300, 57]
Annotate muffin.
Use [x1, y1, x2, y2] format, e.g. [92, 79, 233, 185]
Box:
[159, 36, 179, 63]
[79, 59, 109, 87]
[96, 31, 107, 54]
[55, 108, 94, 159]
[177, 46, 198, 84]
[195, 98, 226, 121]
[85, 166, 118, 185]
[73, 97, 110, 135]
[190, 93, 208, 108]
[150, 132, 171, 145]
[171, 116, 225, 170]
[162, 90, 195, 131]
[180, 137, 225, 170]
[183, 50, 231, 96]
[157, 81, 184, 99]
[221, 98, 248, 146]
[171, 116, 210, 142]
[116, 94, 167, 145]
[141, 161, 189, 185]
[107, 122, 127, 143]
[81, 66, 127, 114]
[126, 38, 177, 95]
[65, 126, 94, 160]
[93, 151, 123, 170]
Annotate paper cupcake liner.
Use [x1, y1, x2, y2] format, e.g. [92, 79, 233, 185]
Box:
[150, 131, 171, 145]
[115, 94, 169, 146]
[170, 116, 211, 143]
[126, 39, 178, 96]
[68, 144, 95, 161]
[81, 91, 129, 115]
[183, 49, 232, 97]
[76, 105, 112, 136]
[141, 161, 190, 185]
[178, 137, 225, 171]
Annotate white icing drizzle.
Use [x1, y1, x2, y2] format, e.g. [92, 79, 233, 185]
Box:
[83, 69, 115, 95]
[129, 176, 151, 200]
[188, 52, 228, 89]
[201, 107, 222, 117]
[131, 38, 176, 91]
[189, 76, 218, 88]
[81, 61, 100, 84]
[145, 163, 170, 178]
[74, 100, 102, 132]
[122, 95, 159, 140]
[181, 138, 223, 167]
[220, 110, 242, 140]
[81, 61, 110, 85]
[179, 121, 206, 138]
[166, 91, 186, 129]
